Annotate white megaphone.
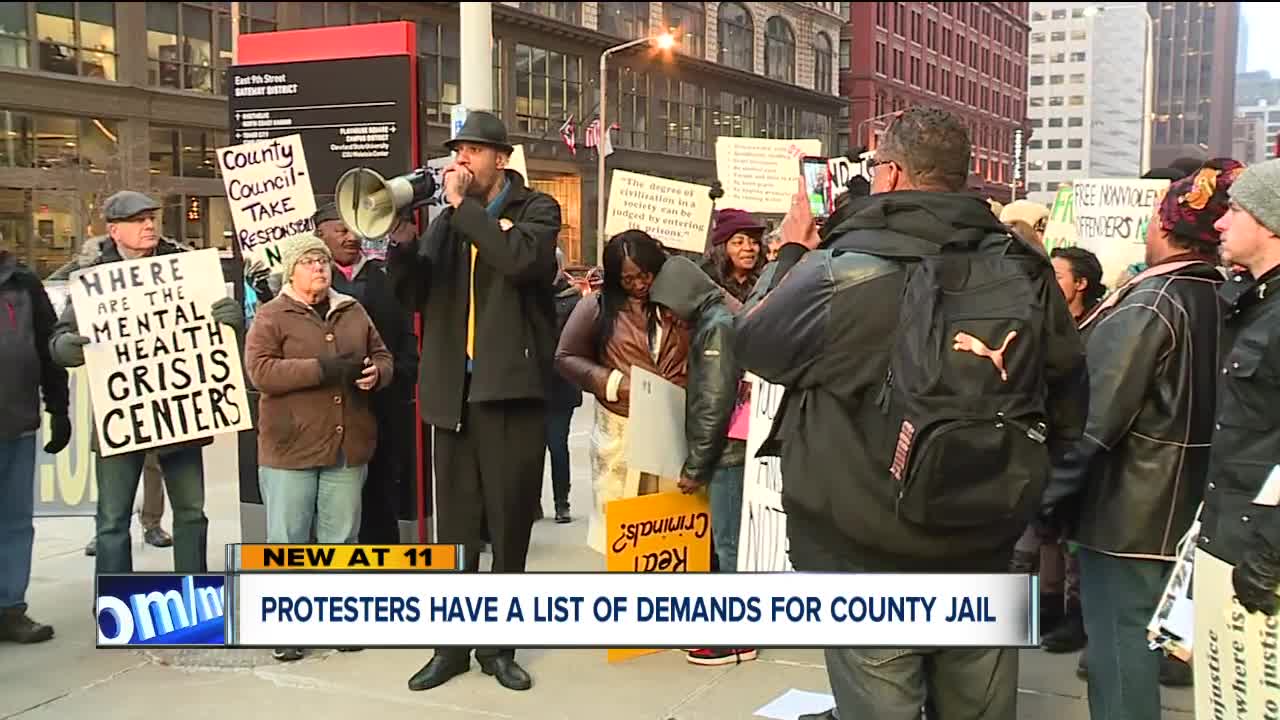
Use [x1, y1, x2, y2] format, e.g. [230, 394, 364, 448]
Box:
[334, 167, 437, 238]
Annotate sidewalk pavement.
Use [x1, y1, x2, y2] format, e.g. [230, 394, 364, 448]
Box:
[2, 399, 1193, 719]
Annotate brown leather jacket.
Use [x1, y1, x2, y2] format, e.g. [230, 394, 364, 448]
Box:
[554, 293, 690, 417]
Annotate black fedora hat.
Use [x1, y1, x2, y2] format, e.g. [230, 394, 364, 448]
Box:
[444, 110, 514, 154]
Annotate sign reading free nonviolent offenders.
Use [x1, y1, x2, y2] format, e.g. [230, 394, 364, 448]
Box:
[217, 134, 316, 271]
[605, 170, 714, 253]
[716, 137, 824, 214]
[1071, 178, 1170, 287]
[69, 249, 254, 457]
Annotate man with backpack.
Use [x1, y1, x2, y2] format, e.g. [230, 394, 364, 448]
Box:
[734, 107, 1087, 719]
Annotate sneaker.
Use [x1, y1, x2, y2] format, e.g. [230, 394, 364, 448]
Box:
[0, 607, 55, 644]
[686, 648, 757, 666]
[144, 527, 173, 548]
[273, 648, 304, 662]
[555, 507, 571, 524]
[1076, 653, 1088, 681]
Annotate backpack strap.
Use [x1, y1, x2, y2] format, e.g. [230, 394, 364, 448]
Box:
[1078, 260, 1204, 331]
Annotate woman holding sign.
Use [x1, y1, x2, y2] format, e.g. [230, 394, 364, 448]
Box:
[555, 230, 690, 554]
[244, 236, 393, 662]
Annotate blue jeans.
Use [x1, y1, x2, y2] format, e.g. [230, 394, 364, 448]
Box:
[0, 435, 36, 609]
[96, 446, 207, 573]
[710, 465, 744, 573]
[544, 408, 574, 511]
[259, 465, 367, 543]
[1078, 548, 1170, 720]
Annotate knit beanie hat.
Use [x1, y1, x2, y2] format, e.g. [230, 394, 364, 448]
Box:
[279, 234, 332, 280]
[1157, 158, 1245, 246]
[710, 208, 766, 246]
[1228, 158, 1280, 236]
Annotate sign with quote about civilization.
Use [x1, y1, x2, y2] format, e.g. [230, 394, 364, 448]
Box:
[70, 249, 254, 457]
[217, 133, 316, 270]
[716, 137, 823, 214]
[605, 170, 713, 253]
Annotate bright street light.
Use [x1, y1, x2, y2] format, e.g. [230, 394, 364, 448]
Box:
[655, 32, 675, 51]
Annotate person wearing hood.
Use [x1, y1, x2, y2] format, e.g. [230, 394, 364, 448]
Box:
[733, 107, 1086, 720]
[703, 209, 766, 303]
[650, 256, 753, 668]
[542, 247, 583, 524]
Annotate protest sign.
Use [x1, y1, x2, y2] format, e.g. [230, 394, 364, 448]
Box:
[716, 137, 823, 214]
[70, 249, 254, 457]
[32, 283, 96, 516]
[624, 366, 687, 478]
[1071, 179, 1169, 287]
[217, 134, 316, 271]
[605, 490, 712, 662]
[1192, 548, 1280, 719]
[508, 144, 528, 182]
[605, 170, 713, 253]
[739, 373, 793, 572]
[1043, 184, 1077, 253]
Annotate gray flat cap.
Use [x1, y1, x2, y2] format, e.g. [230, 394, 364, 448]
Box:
[103, 191, 161, 221]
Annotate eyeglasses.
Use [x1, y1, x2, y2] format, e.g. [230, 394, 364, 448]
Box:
[296, 256, 330, 269]
[866, 158, 894, 178]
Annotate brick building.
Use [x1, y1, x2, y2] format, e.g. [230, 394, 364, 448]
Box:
[0, 1, 844, 274]
[840, 1, 1031, 200]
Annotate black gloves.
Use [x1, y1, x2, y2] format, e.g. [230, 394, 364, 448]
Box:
[51, 334, 90, 367]
[210, 297, 245, 330]
[44, 414, 72, 454]
[318, 355, 364, 387]
[1233, 547, 1280, 615]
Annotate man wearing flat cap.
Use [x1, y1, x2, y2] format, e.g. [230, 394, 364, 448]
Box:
[48, 191, 244, 575]
[1201, 157, 1280, 620]
[1039, 160, 1244, 718]
[388, 111, 561, 692]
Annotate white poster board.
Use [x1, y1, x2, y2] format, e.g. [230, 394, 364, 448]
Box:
[1071, 179, 1169, 287]
[70, 249, 254, 457]
[1192, 548, 1280, 719]
[716, 138, 823, 214]
[623, 366, 687, 479]
[508, 144, 528, 182]
[738, 373, 793, 572]
[605, 170, 714, 253]
[217, 134, 316, 271]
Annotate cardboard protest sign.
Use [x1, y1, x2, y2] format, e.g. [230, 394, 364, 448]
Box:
[624, 366, 687, 478]
[217, 134, 316, 271]
[605, 170, 713, 253]
[827, 156, 857, 201]
[1192, 548, 1280, 719]
[1071, 179, 1169, 287]
[70, 249, 254, 457]
[738, 373, 793, 572]
[605, 490, 712, 662]
[1043, 184, 1077, 253]
[716, 137, 823, 214]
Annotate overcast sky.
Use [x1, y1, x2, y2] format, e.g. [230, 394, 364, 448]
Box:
[1243, 2, 1280, 74]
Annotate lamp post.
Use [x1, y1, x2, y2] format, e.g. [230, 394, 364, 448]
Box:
[1084, 5, 1154, 174]
[596, 33, 674, 265]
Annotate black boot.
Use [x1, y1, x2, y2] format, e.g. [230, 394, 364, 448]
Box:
[0, 607, 54, 644]
[1041, 603, 1086, 653]
[479, 655, 532, 691]
[408, 653, 470, 691]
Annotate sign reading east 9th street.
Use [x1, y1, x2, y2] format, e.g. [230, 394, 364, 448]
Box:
[228, 55, 413, 198]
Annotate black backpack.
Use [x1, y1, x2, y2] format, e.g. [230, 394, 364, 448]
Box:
[871, 232, 1051, 531]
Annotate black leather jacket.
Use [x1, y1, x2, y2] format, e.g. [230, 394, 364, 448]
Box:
[1200, 265, 1280, 566]
[1041, 258, 1223, 558]
[650, 257, 746, 481]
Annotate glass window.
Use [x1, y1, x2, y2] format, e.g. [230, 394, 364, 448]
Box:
[1068, 138, 1083, 148]
[1068, 160, 1082, 170]
[1050, 52, 1065, 63]
[1028, 182, 1042, 192]
[518, 3, 580, 24]
[1071, 51, 1086, 62]
[1072, 8, 1086, 18]
[1030, 75, 1044, 86]
[1050, 74, 1063, 85]
[1030, 118, 1043, 128]
[0, 108, 117, 173]
[1031, 11, 1045, 21]
[1048, 117, 1063, 127]
[839, 39, 850, 70]
[0, 2, 29, 69]
[1051, 9, 1066, 19]
[814, 32, 833, 94]
[664, 2, 705, 58]
[659, 79, 707, 156]
[1028, 139, 1042, 149]
[1050, 31, 1065, 42]
[1046, 181, 1060, 191]
[1029, 97, 1044, 107]
[1049, 96, 1064, 106]
[1030, 53, 1043, 64]
[1071, 29, 1087, 41]
[599, 1, 648, 40]
[514, 43, 582, 135]
[717, 2, 753, 71]
[1048, 139, 1062, 149]
[1069, 95, 1085, 106]
[418, 21, 462, 126]
[609, 66, 650, 149]
[1070, 72, 1085, 84]
[1031, 32, 1044, 43]
[764, 16, 796, 83]
[1068, 116, 1084, 127]
[36, 1, 117, 80]
[1047, 160, 1062, 170]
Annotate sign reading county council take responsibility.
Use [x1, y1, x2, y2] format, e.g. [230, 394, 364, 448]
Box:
[217, 134, 316, 271]
[70, 249, 254, 457]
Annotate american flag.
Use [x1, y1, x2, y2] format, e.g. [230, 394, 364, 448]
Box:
[585, 119, 621, 157]
[559, 115, 576, 155]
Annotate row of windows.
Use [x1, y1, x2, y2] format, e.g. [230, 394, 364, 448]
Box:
[870, 91, 1017, 185]
[1028, 159, 1084, 171]
[1030, 74, 1088, 86]
[1029, 116, 1084, 129]
[874, 42, 1019, 117]
[875, 2, 1025, 53]
[1032, 30, 1088, 43]
[1030, 51, 1090, 64]
[1031, 8, 1091, 21]
[1029, 96, 1088, 108]
[1028, 137, 1086, 149]
[873, 10, 1025, 91]
[1028, 181, 1066, 192]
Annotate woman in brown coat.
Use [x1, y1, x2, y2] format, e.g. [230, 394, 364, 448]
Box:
[245, 236, 392, 660]
[555, 230, 690, 553]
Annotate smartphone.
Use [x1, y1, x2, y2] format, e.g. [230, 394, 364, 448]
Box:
[800, 156, 832, 220]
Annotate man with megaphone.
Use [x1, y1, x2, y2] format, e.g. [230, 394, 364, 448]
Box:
[377, 110, 562, 694]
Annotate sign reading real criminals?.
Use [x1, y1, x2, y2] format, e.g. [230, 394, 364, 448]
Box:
[228, 55, 414, 197]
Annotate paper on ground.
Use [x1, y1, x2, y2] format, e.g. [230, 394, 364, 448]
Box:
[754, 689, 836, 720]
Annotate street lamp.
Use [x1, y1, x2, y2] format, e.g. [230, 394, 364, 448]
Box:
[1084, 5, 1154, 174]
[596, 32, 675, 265]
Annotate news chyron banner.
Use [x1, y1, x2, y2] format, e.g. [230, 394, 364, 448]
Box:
[98, 544, 1040, 649]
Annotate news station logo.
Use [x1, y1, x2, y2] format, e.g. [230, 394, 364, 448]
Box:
[96, 574, 226, 646]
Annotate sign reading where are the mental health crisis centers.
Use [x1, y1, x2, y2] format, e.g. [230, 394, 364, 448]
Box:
[716, 137, 824, 214]
[739, 373, 793, 572]
[70, 249, 255, 457]
[605, 170, 713, 253]
[605, 490, 711, 662]
[1070, 178, 1170, 287]
[217, 133, 316, 271]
